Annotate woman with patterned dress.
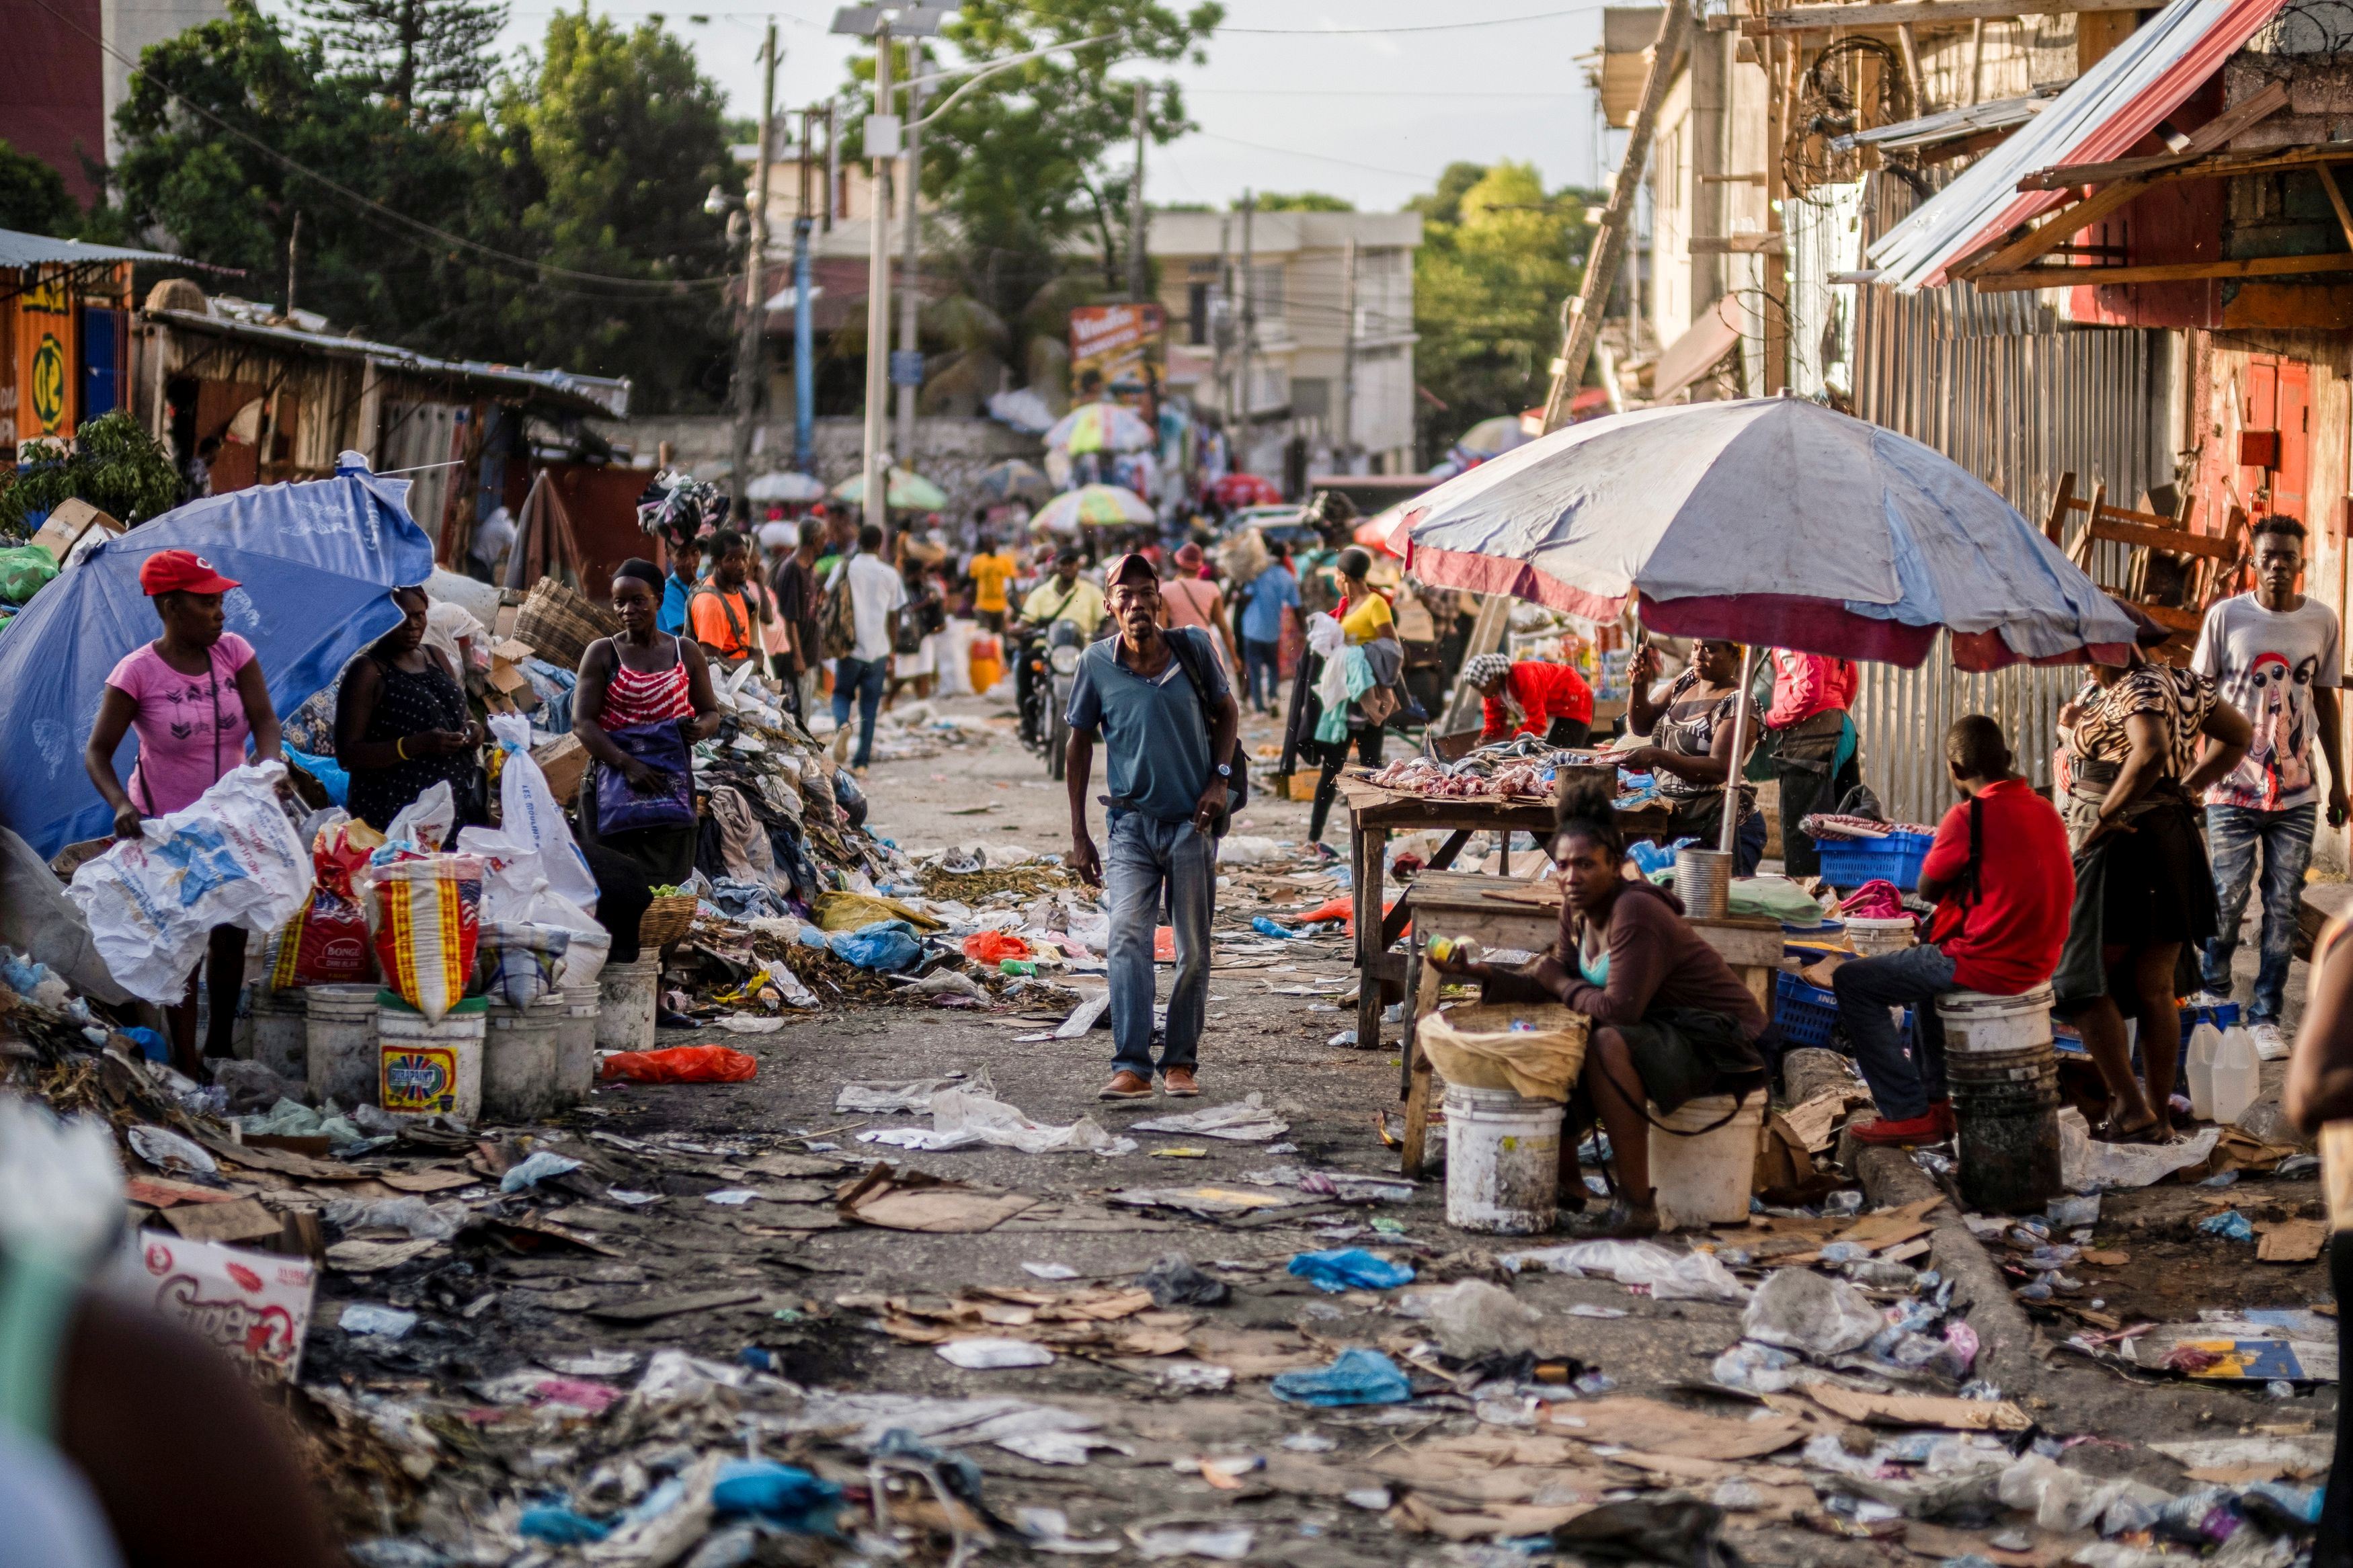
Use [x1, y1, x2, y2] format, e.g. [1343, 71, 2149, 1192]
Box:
[1616, 638, 1767, 874]
[336, 585, 486, 839]
[2053, 620, 2249, 1141]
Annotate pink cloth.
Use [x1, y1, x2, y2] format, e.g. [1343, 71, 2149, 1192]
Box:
[1765, 650, 1858, 729]
[106, 633, 255, 814]
[1835, 879, 1906, 919]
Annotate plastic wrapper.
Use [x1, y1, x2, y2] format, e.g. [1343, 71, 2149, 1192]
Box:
[599, 1045, 759, 1084]
[472, 920, 571, 1008]
[483, 712, 598, 911]
[269, 815, 381, 990]
[828, 919, 923, 972]
[1287, 1248, 1416, 1292]
[1270, 1347, 1410, 1407]
[69, 763, 313, 1005]
[368, 853, 484, 1023]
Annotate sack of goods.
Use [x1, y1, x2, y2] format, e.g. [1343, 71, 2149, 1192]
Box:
[369, 853, 485, 1023]
[269, 815, 384, 989]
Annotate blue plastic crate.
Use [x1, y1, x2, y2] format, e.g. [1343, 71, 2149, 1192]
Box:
[2180, 999, 2240, 1044]
[1812, 830, 1936, 891]
[1775, 971, 1840, 1048]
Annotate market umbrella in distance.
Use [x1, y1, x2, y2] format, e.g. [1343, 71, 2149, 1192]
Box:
[977, 459, 1053, 505]
[830, 468, 951, 512]
[1031, 484, 1156, 533]
[1045, 401, 1154, 456]
[1211, 472, 1283, 508]
[746, 470, 827, 503]
[1452, 413, 1535, 460]
[0, 461, 437, 858]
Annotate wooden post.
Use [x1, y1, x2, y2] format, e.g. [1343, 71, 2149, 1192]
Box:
[1399, 933, 1449, 1178]
[2078, 7, 2137, 71]
[1763, 32, 1792, 394]
[2044, 471, 2076, 544]
[1540, 0, 1695, 431]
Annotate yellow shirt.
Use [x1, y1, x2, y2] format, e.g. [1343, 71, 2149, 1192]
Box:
[1340, 591, 1393, 646]
[1021, 576, 1107, 636]
[969, 552, 1017, 613]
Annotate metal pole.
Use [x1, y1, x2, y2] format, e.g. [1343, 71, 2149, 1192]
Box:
[1338, 235, 1357, 472]
[1718, 643, 1757, 857]
[1215, 212, 1231, 429]
[1237, 190, 1254, 472]
[794, 106, 815, 476]
[862, 25, 893, 541]
[1127, 80, 1148, 301]
[730, 22, 779, 519]
[895, 39, 922, 466]
[825, 103, 840, 229]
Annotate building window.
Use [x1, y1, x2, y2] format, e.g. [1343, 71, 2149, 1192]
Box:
[1187, 283, 1210, 345]
[1250, 265, 1284, 319]
[1292, 377, 1330, 418]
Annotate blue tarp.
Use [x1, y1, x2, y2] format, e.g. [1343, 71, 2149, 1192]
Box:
[0, 461, 434, 858]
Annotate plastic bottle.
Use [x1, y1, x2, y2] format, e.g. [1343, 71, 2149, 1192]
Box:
[2210, 1025, 2261, 1126]
[2185, 1021, 2221, 1122]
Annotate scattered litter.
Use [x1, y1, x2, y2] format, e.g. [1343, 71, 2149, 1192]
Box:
[2058, 1109, 2219, 1191]
[1742, 1268, 1884, 1357]
[704, 1190, 760, 1206]
[1287, 1248, 1416, 1292]
[836, 1075, 964, 1113]
[1137, 1253, 1230, 1307]
[1128, 1093, 1289, 1142]
[1271, 1348, 1411, 1407]
[936, 1337, 1058, 1370]
[499, 1151, 582, 1192]
[1022, 1262, 1080, 1281]
[1129, 1523, 1256, 1561]
[1499, 1239, 1749, 1303]
[859, 1085, 1136, 1157]
[1408, 1279, 1542, 1356]
[339, 1304, 418, 1339]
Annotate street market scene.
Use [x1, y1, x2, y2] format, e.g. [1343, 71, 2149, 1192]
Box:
[15, 0, 2353, 1565]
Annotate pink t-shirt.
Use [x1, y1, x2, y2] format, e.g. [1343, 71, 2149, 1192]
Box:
[106, 633, 256, 815]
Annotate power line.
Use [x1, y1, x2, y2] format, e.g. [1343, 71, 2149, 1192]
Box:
[1216, 5, 1600, 34]
[1187, 132, 1442, 183]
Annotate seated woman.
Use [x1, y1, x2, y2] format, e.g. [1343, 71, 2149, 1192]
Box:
[1431, 773, 1769, 1237]
[1615, 637, 1766, 874]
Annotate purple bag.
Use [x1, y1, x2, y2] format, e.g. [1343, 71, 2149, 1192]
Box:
[591, 721, 697, 834]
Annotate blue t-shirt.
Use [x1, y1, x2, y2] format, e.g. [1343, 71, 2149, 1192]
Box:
[1066, 628, 1230, 823]
[658, 572, 697, 634]
[1240, 563, 1298, 645]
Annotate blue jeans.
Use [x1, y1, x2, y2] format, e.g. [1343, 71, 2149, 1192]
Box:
[1243, 639, 1281, 710]
[1104, 811, 1215, 1076]
[2202, 802, 2317, 1023]
[832, 655, 887, 768]
[1831, 942, 1958, 1122]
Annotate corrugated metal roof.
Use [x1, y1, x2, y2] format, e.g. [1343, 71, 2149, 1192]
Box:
[0, 228, 188, 269]
[1867, 0, 2288, 291]
[148, 306, 632, 419]
[1831, 93, 2048, 153]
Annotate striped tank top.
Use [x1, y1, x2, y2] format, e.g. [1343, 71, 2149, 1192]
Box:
[600, 636, 695, 730]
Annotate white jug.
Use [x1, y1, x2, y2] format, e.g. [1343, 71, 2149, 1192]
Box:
[2210, 1024, 2262, 1127]
[2185, 1022, 2221, 1123]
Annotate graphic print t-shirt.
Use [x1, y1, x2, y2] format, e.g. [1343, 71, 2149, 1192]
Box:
[2192, 593, 2342, 811]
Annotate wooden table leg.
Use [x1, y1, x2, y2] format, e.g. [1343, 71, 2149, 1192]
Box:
[1400, 934, 1444, 1179]
[1426, 829, 1472, 872]
[1355, 826, 1388, 1053]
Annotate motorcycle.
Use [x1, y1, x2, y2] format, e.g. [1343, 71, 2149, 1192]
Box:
[1010, 621, 1051, 749]
[1042, 618, 1085, 782]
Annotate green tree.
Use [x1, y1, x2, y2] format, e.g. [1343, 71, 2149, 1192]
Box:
[1408, 161, 1595, 458]
[1250, 192, 1353, 212]
[1, 411, 185, 532]
[298, 0, 508, 115]
[0, 142, 83, 237]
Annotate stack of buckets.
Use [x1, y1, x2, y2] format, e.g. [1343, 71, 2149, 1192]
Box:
[1938, 984, 2063, 1211]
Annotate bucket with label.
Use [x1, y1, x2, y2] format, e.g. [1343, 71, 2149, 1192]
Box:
[378, 993, 487, 1122]
[1442, 1084, 1565, 1234]
[305, 983, 383, 1107]
[554, 987, 600, 1105]
[596, 956, 659, 1054]
[1843, 915, 1917, 958]
[1647, 1088, 1768, 1228]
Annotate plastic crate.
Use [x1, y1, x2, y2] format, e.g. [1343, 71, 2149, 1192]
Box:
[2179, 999, 2240, 1044]
[1811, 830, 1936, 891]
[1775, 971, 1840, 1048]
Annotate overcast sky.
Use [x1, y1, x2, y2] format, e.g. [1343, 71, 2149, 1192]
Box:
[481, 0, 1621, 209]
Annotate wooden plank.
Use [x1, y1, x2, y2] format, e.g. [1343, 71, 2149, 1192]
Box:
[2318, 164, 2353, 251]
[2085, 518, 2239, 559]
[1399, 934, 1453, 1179]
[1972, 251, 2353, 290]
[1747, 0, 2144, 34]
[1956, 177, 2155, 280]
[2042, 471, 2075, 545]
[2020, 130, 2339, 192]
[1687, 234, 1788, 255]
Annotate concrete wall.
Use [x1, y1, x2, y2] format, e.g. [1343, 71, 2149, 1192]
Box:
[596, 413, 1045, 525]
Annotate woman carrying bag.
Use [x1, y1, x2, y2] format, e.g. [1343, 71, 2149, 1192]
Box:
[573, 560, 725, 891]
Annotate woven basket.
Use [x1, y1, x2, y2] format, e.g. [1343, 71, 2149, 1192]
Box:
[638, 895, 699, 950]
[1419, 1003, 1589, 1102]
[514, 577, 621, 671]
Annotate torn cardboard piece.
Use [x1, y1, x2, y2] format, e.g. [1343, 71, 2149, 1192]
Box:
[837, 1163, 1040, 1233]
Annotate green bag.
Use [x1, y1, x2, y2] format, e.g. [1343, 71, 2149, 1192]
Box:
[0, 545, 58, 606]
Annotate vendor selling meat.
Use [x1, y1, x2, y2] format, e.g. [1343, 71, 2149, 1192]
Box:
[1612, 637, 1765, 873]
[1465, 651, 1594, 747]
[1427, 773, 1769, 1238]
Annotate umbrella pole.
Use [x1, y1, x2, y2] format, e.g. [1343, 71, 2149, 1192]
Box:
[1718, 643, 1757, 860]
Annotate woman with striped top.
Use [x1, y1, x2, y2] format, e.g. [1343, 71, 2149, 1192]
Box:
[574, 559, 724, 893]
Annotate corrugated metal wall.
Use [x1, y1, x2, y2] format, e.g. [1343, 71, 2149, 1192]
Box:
[1847, 173, 2174, 823]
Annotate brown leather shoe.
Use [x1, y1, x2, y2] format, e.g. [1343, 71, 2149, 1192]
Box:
[1099, 1071, 1154, 1100]
[1162, 1067, 1200, 1097]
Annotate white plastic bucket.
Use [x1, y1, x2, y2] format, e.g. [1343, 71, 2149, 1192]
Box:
[596, 956, 659, 1055]
[1443, 1085, 1564, 1235]
[554, 987, 600, 1105]
[248, 987, 309, 1079]
[378, 996, 485, 1122]
[1844, 915, 1917, 958]
[305, 983, 383, 1107]
[1937, 984, 2055, 1055]
[483, 997, 563, 1122]
[557, 927, 612, 991]
[1648, 1088, 1767, 1229]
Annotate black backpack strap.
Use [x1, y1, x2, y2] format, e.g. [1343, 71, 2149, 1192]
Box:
[1164, 629, 1220, 749]
[1957, 793, 1985, 911]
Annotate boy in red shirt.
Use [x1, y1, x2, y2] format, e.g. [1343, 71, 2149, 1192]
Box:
[1831, 715, 2073, 1143]
[1466, 653, 1595, 747]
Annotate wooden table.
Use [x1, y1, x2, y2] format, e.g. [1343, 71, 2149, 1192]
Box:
[1391, 868, 1788, 1176]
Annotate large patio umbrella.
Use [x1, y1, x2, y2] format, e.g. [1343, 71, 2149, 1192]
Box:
[1031, 484, 1155, 534]
[0, 462, 436, 858]
[747, 470, 827, 503]
[977, 459, 1053, 505]
[831, 468, 949, 512]
[1390, 395, 2139, 856]
[1045, 401, 1154, 456]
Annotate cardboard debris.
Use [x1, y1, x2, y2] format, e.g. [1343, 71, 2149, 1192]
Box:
[136, 1231, 315, 1384]
[1385, 1495, 1592, 1542]
[1547, 1398, 1808, 1460]
[325, 1237, 440, 1273]
[125, 1175, 246, 1208]
[30, 497, 123, 565]
[1782, 1087, 1868, 1152]
[837, 1164, 1039, 1233]
[2149, 1434, 2333, 1480]
[1107, 1185, 1304, 1218]
[532, 733, 589, 805]
[196, 1134, 375, 1182]
[1902, 1521, 2074, 1566]
[1182, 1327, 1326, 1378]
[1802, 1385, 2033, 1432]
[586, 1289, 764, 1323]
[375, 1166, 479, 1195]
[2256, 1218, 2327, 1263]
[843, 1286, 1197, 1356]
[161, 1195, 284, 1246]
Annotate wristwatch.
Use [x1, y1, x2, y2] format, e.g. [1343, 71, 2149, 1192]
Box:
[1215, 762, 1233, 778]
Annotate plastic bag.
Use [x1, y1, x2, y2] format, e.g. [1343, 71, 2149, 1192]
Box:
[961, 930, 1032, 964]
[369, 853, 483, 1023]
[1419, 1002, 1589, 1101]
[270, 815, 381, 990]
[599, 1044, 759, 1084]
[1741, 1267, 1886, 1357]
[485, 712, 598, 912]
[1270, 1347, 1410, 1407]
[1287, 1248, 1416, 1293]
[385, 780, 456, 852]
[828, 920, 922, 972]
[591, 721, 695, 833]
[0, 544, 58, 604]
[282, 744, 350, 808]
[69, 763, 313, 1005]
[473, 921, 571, 1008]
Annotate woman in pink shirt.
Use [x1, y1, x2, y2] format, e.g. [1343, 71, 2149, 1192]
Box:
[84, 550, 286, 1075]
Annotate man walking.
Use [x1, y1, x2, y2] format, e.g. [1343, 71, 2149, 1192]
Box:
[1833, 716, 2073, 1143]
[1066, 554, 1240, 1100]
[829, 523, 904, 772]
[1762, 649, 1861, 878]
[770, 520, 824, 722]
[687, 530, 765, 670]
[2194, 515, 2350, 1058]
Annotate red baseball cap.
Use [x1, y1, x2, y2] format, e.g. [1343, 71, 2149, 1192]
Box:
[139, 550, 241, 596]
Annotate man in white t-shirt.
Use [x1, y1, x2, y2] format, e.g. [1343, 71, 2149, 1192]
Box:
[2194, 513, 2349, 1057]
[828, 522, 906, 770]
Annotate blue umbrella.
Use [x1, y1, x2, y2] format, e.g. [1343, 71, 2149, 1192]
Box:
[0, 460, 435, 858]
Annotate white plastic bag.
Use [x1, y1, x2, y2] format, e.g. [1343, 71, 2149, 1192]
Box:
[485, 712, 598, 912]
[69, 763, 313, 1004]
[385, 779, 456, 852]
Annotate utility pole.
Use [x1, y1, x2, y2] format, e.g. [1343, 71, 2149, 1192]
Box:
[894, 39, 923, 467]
[1127, 81, 1149, 302]
[1337, 235, 1358, 473]
[285, 210, 303, 316]
[793, 106, 817, 476]
[826, 103, 841, 226]
[861, 24, 894, 540]
[1763, 32, 1790, 395]
[729, 21, 779, 520]
[1539, 0, 1692, 432]
[1236, 190, 1255, 472]
[1212, 212, 1231, 441]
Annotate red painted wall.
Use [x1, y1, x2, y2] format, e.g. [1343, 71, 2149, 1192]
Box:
[0, 0, 106, 208]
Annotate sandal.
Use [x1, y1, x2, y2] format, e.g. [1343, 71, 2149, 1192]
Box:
[2098, 1111, 2166, 1145]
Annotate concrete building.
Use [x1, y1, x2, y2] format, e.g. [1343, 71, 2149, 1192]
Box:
[0, 0, 225, 206]
[1147, 208, 1421, 479]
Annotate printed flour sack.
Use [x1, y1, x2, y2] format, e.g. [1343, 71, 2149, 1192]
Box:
[368, 853, 483, 1022]
[269, 815, 383, 989]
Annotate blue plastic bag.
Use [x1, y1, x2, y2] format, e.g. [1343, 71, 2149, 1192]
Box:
[1287, 1247, 1416, 1292]
[712, 1459, 843, 1532]
[518, 1507, 612, 1544]
[590, 721, 696, 833]
[1271, 1346, 1411, 1407]
[828, 919, 923, 972]
[2197, 1210, 2256, 1242]
[1250, 916, 1298, 940]
[282, 744, 350, 807]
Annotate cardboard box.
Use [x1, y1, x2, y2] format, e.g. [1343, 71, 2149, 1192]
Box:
[136, 1231, 315, 1385]
[1286, 771, 1319, 802]
[30, 498, 124, 565]
[532, 733, 589, 804]
[487, 637, 541, 709]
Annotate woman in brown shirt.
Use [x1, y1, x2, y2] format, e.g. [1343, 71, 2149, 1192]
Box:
[1432, 773, 1767, 1236]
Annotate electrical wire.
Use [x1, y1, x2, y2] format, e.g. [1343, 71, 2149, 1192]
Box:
[1216, 5, 1602, 34]
[1187, 132, 1444, 183]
